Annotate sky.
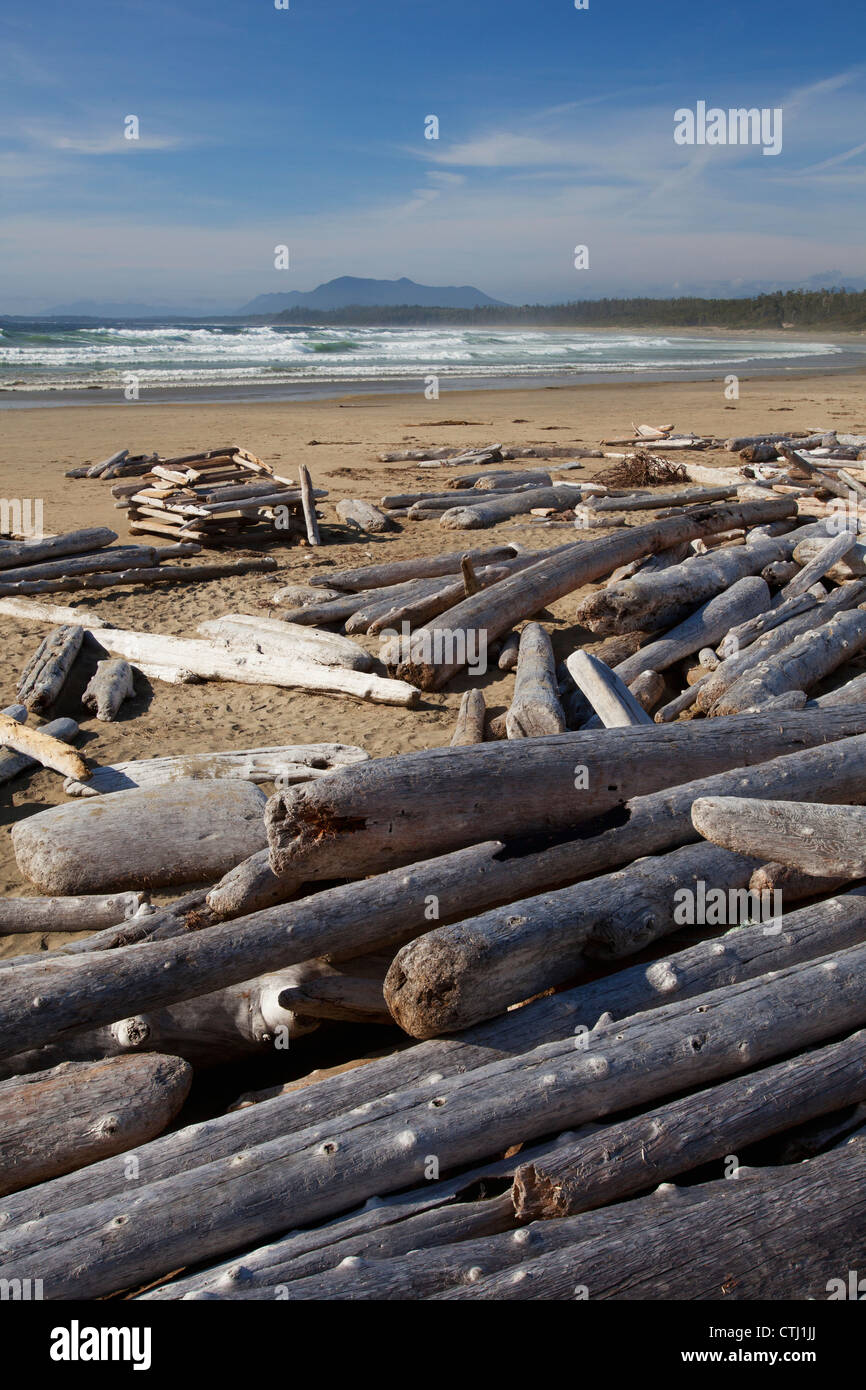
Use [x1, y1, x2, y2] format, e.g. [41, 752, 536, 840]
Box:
[1, 0, 865, 312]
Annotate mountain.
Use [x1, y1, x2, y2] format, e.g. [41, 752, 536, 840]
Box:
[238, 276, 508, 316]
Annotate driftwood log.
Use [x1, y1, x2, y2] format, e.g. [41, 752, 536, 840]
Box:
[12, 778, 269, 894]
[613, 576, 769, 685]
[196, 613, 375, 671]
[0, 528, 117, 570]
[394, 498, 794, 688]
[0, 716, 79, 785]
[336, 499, 396, 532]
[565, 651, 651, 727]
[63, 743, 368, 797]
[7, 887, 865, 1229]
[3, 945, 864, 1299]
[710, 606, 866, 716]
[505, 623, 566, 737]
[309, 546, 519, 592]
[0, 892, 147, 935]
[265, 708, 865, 882]
[0, 711, 87, 781]
[0, 1053, 191, 1196]
[82, 659, 135, 721]
[17, 625, 84, 712]
[450, 690, 486, 745]
[692, 796, 866, 878]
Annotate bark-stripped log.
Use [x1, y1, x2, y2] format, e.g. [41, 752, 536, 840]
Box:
[711, 607, 866, 716]
[577, 533, 800, 636]
[266, 708, 861, 883]
[438, 485, 585, 530]
[513, 1030, 866, 1219]
[0, 546, 156, 586]
[0, 1054, 191, 1196]
[780, 530, 857, 598]
[442, 1139, 866, 1301]
[749, 862, 850, 902]
[0, 596, 111, 628]
[692, 797, 866, 878]
[696, 581, 866, 711]
[2, 946, 864, 1299]
[505, 623, 566, 737]
[196, 613, 375, 671]
[0, 892, 147, 935]
[793, 535, 866, 580]
[384, 842, 757, 1038]
[450, 689, 486, 746]
[613, 577, 769, 685]
[81, 659, 135, 721]
[565, 651, 652, 728]
[0, 712, 87, 781]
[12, 778, 268, 894]
[0, 716, 79, 785]
[7, 886, 866, 1228]
[0, 528, 117, 570]
[297, 464, 321, 546]
[17, 625, 84, 712]
[394, 498, 794, 689]
[336, 499, 396, 533]
[64, 743, 368, 797]
[309, 547, 519, 592]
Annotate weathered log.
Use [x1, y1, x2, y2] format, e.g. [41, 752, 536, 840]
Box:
[0, 892, 147, 935]
[696, 581, 866, 711]
[653, 678, 707, 722]
[8, 884, 866, 1228]
[780, 529, 858, 598]
[814, 670, 866, 707]
[394, 498, 794, 689]
[0, 711, 87, 781]
[0, 716, 79, 785]
[712, 607, 866, 716]
[297, 463, 321, 546]
[793, 534, 866, 580]
[505, 623, 566, 737]
[612, 576, 770, 686]
[82, 659, 135, 721]
[0, 546, 156, 586]
[450, 689, 486, 746]
[17, 624, 84, 712]
[270, 582, 344, 606]
[12, 778, 268, 894]
[718, 587, 821, 656]
[565, 650, 652, 728]
[197, 613, 375, 672]
[281, 578, 440, 628]
[205, 849, 302, 919]
[625, 668, 666, 713]
[593, 485, 737, 512]
[0, 528, 117, 570]
[0, 558, 279, 597]
[497, 631, 521, 671]
[267, 709, 864, 882]
[384, 842, 758, 1038]
[3, 945, 864, 1299]
[0, 596, 111, 628]
[749, 861, 849, 902]
[336, 499, 396, 533]
[64, 742, 368, 798]
[94, 626, 418, 706]
[692, 796, 866, 878]
[444, 1138, 866, 1301]
[309, 546, 519, 592]
[518, 1025, 866, 1219]
[577, 533, 798, 636]
[0, 1053, 191, 1196]
[439, 485, 583, 530]
[364, 564, 514, 637]
[85, 448, 128, 478]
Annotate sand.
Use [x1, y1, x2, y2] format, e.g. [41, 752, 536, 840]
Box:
[1, 367, 864, 956]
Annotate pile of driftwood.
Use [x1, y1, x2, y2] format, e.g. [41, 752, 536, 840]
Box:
[69, 445, 323, 547]
[4, 423, 866, 1301]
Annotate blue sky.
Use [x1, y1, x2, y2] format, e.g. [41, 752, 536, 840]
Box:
[1, 0, 865, 311]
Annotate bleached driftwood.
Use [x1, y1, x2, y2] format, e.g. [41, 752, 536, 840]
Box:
[0, 892, 147, 935]
[3, 945, 864, 1299]
[450, 690, 486, 746]
[0, 528, 117, 570]
[309, 546, 519, 592]
[506, 623, 566, 737]
[336, 499, 396, 533]
[7, 886, 866, 1228]
[265, 709, 866, 882]
[612, 576, 769, 685]
[692, 796, 866, 878]
[0, 1054, 192, 1196]
[17, 625, 84, 712]
[565, 651, 652, 728]
[793, 535, 866, 581]
[63, 742, 368, 797]
[0, 596, 111, 628]
[12, 778, 269, 894]
[0, 716, 79, 785]
[298, 464, 321, 546]
[710, 608, 866, 716]
[439, 485, 584, 530]
[82, 659, 135, 721]
[383, 842, 756, 1038]
[197, 613, 375, 672]
[93, 627, 418, 707]
[395, 498, 794, 689]
[0, 712, 87, 782]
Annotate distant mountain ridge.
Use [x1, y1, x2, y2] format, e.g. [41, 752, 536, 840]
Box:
[238, 276, 508, 315]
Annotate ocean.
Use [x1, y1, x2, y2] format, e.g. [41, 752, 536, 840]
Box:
[0, 321, 854, 405]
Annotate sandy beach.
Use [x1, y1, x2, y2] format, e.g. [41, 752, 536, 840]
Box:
[1, 365, 864, 954]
